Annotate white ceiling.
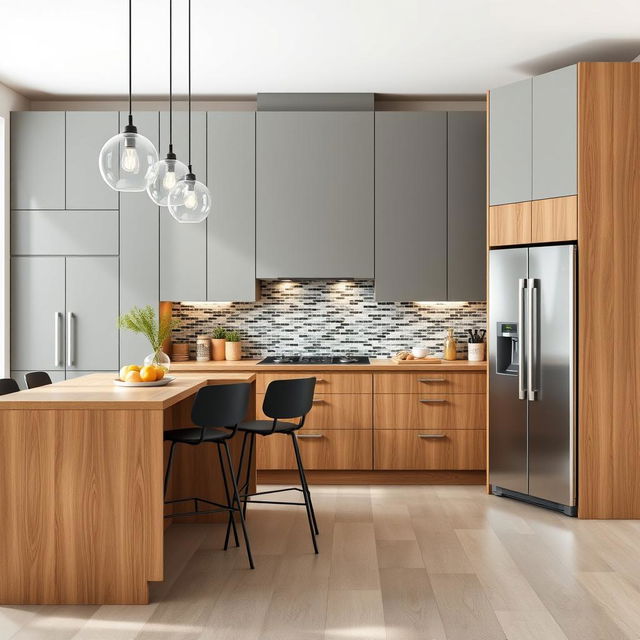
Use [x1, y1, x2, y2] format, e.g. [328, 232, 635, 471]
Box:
[1, 0, 640, 100]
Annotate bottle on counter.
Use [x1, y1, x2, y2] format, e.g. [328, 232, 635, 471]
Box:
[196, 335, 211, 362]
[443, 328, 457, 361]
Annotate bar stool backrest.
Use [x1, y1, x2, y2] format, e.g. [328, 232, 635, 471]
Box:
[25, 371, 52, 389]
[0, 378, 20, 395]
[191, 383, 251, 437]
[262, 377, 316, 420]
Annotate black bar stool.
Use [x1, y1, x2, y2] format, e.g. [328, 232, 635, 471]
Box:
[0, 378, 20, 395]
[163, 382, 254, 569]
[25, 371, 52, 389]
[226, 377, 319, 554]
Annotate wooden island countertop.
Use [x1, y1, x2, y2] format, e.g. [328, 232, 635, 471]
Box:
[0, 371, 256, 605]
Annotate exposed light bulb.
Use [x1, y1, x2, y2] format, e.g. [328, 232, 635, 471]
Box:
[121, 146, 140, 173]
[162, 169, 177, 190]
[184, 188, 198, 209]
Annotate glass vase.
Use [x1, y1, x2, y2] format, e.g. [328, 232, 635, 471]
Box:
[144, 349, 171, 372]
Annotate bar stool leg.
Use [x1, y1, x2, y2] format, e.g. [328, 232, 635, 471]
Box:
[217, 444, 239, 549]
[164, 442, 177, 498]
[224, 431, 248, 549]
[296, 445, 319, 535]
[290, 433, 319, 554]
[222, 441, 255, 570]
[242, 433, 256, 517]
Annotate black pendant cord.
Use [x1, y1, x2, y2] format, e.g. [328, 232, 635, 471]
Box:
[168, 0, 173, 154]
[187, 0, 192, 174]
[128, 0, 132, 124]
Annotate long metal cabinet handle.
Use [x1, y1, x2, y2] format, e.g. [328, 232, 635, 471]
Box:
[54, 312, 63, 367]
[297, 434, 323, 439]
[418, 434, 446, 439]
[418, 378, 445, 383]
[311, 399, 326, 404]
[66, 312, 74, 367]
[419, 398, 447, 403]
[528, 279, 538, 401]
[518, 278, 527, 400]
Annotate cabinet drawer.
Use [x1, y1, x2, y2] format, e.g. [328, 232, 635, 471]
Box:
[374, 371, 485, 394]
[374, 394, 486, 429]
[256, 430, 372, 470]
[256, 372, 372, 394]
[256, 393, 371, 429]
[375, 429, 486, 470]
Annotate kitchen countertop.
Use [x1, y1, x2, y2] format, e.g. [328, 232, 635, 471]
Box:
[170, 358, 487, 372]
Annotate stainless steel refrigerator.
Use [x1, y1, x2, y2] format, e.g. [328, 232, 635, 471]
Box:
[489, 244, 576, 516]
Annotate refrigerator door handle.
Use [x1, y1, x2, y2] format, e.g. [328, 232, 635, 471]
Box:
[518, 278, 527, 400]
[528, 279, 538, 401]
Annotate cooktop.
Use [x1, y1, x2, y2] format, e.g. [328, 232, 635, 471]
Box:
[258, 355, 371, 365]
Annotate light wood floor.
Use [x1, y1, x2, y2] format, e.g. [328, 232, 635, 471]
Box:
[2, 485, 640, 639]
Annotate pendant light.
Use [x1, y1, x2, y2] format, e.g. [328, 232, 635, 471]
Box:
[99, 0, 158, 192]
[146, 0, 188, 205]
[168, 0, 211, 223]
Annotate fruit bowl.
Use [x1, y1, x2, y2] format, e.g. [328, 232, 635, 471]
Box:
[113, 375, 176, 387]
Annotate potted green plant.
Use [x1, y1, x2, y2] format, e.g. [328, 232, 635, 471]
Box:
[117, 305, 180, 371]
[224, 330, 242, 361]
[211, 326, 227, 361]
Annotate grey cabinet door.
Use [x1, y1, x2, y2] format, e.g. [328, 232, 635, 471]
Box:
[11, 210, 118, 255]
[256, 111, 374, 278]
[374, 112, 447, 302]
[120, 112, 160, 365]
[66, 112, 119, 210]
[532, 65, 577, 200]
[10, 256, 66, 372]
[159, 111, 207, 301]
[207, 112, 257, 301]
[11, 112, 65, 210]
[66, 256, 119, 371]
[489, 78, 532, 205]
[448, 111, 487, 301]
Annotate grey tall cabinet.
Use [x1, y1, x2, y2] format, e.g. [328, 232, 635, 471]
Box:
[375, 111, 486, 302]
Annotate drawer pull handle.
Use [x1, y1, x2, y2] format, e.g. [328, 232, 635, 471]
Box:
[419, 399, 447, 403]
[418, 378, 446, 383]
[297, 434, 323, 439]
[316, 378, 326, 383]
[311, 399, 326, 404]
[418, 434, 446, 439]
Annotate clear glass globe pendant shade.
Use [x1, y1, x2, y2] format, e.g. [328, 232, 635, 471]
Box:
[146, 155, 189, 205]
[168, 174, 211, 223]
[98, 129, 159, 192]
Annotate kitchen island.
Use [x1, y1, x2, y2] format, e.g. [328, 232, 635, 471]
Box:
[0, 372, 256, 605]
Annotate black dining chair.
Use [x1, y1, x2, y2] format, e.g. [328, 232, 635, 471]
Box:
[227, 377, 319, 554]
[24, 371, 52, 389]
[0, 378, 20, 395]
[163, 382, 254, 569]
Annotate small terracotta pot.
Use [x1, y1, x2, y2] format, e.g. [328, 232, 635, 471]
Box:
[211, 338, 226, 361]
[225, 341, 242, 361]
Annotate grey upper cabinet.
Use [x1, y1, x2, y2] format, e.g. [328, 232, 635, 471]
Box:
[159, 111, 207, 301]
[448, 112, 487, 301]
[66, 256, 119, 371]
[374, 112, 447, 302]
[66, 112, 119, 210]
[120, 112, 160, 364]
[489, 78, 533, 205]
[207, 112, 257, 301]
[11, 112, 65, 210]
[256, 111, 374, 278]
[11, 256, 66, 372]
[532, 65, 577, 200]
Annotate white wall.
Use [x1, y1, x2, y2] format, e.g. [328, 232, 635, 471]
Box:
[0, 82, 29, 376]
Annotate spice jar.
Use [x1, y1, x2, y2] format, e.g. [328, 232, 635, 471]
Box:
[196, 335, 211, 362]
[443, 328, 457, 361]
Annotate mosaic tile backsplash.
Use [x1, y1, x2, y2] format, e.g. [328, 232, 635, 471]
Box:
[171, 280, 486, 359]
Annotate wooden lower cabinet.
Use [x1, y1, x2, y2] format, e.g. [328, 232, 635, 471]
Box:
[256, 392, 372, 429]
[256, 372, 372, 394]
[256, 429, 372, 470]
[374, 393, 486, 429]
[374, 371, 485, 394]
[375, 429, 486, 470]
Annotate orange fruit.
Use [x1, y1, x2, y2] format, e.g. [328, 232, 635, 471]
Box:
[128, 365, 141, 372]
[125, 370, 142, 383]
[119, 365, 130, 381]
[153, 365, 165, 380]
[140, 366, 157, 382]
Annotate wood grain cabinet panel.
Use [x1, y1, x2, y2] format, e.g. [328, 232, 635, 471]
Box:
[256, 393, 371, 429]
[531, 196, 578, 243]
[374, 372, 485, 394]
[256, 430, 372, 470]
[374, 394, 486, 429]
[256, 372, 372, 394]
[489, 202, 532, 246]
[374, 429, 486, 470]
